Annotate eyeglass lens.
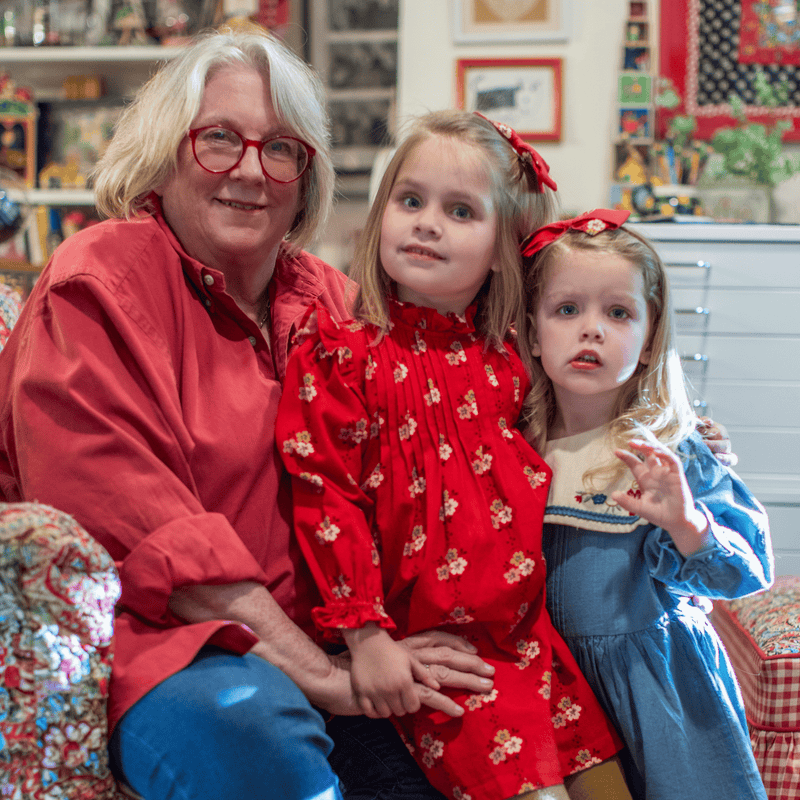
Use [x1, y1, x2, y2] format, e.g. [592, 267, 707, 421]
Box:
[193, 128, 310, 182]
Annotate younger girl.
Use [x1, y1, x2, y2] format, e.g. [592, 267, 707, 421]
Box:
[519, 208, 773, 800]
[277, 112, 631, 800]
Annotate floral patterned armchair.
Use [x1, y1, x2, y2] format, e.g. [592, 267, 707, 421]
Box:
[0, 501, 127, 799]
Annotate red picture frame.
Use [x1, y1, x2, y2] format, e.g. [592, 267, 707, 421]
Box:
[659, 0, 800, 141]
[456, 58, 562, 142]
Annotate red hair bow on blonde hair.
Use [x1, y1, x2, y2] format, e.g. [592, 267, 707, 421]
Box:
[520, 208, 631, 258]
[475, 112, 558, 193]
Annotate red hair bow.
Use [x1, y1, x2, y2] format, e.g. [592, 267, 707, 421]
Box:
[520, 208, 631, 258]
[475, 112, 558, 193]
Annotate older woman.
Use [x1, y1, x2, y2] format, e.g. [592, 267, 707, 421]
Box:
[0, 30, 493, 800]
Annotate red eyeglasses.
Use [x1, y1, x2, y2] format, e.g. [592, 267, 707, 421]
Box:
[188, 126, 315, 184]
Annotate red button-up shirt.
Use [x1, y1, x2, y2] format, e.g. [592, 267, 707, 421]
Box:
[0, 206, 352, 730]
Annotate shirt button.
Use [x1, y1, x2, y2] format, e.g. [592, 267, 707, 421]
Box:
[248, 336, 257, 346]
[203, 274, 214, 286]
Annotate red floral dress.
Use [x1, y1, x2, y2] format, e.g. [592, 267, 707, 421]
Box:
[277, 299, 622, 800]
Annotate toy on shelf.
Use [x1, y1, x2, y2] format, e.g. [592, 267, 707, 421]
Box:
[0, 75, 37, 190]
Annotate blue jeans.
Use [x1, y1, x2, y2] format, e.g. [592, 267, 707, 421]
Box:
[109, 646, 444, 800]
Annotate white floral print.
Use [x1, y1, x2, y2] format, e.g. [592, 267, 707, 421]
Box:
[504, 551, 536, 584]
[283, 431, 314, 457]
[436, 547, 468, 580]
[315, 516, 341, 544]
[403, 525, 426, 556]
[298, 373, 317, 402]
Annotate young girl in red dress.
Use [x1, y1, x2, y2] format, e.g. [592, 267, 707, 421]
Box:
[276, 110, 631, 800]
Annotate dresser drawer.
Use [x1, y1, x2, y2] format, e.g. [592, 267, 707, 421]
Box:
[671, 288, 800, 335]
[696, 382, 800, 428]
[677, 335, 800, 382]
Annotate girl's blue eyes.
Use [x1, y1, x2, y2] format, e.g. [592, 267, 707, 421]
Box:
[398, 196, 473, 219]
[555, 304, 631, 319]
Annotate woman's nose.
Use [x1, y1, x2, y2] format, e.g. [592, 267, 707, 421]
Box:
[231, 142, 266, 182]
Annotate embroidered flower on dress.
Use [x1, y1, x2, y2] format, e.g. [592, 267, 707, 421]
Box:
[512, 375, 520, 403]
[408, 468, 426, 497]
[340, 419, 370, 445]
[573, 750, 603, 771]
[464, 688, 498, 711]
[402, 525, 427, 556]
[439, 490, 458, 520]
[573, 489, 634, 515]
[315, 516, 341, 544]
[446, 341, 467, 366]
[419, 734, 444, 768]
[504, 551, 536, 584]
[335, 345, 353, 364]
[393, 362, 409, 383]
[457, 389, 478, 419]
[489, 729, 524, 765]
[361, 463, 384, 490]
[453, 788, 473, 800]
[514, 638, 541, 670]
[539, 671, 552, 700]
[484, 365, 499, 387]
[523, 466, 548, 489]
[498, 417, 514, 440]
[553, 696, 582, 726]
[424, 378, 441, 406]
[298, 373, 317, 402]
[472, 447, 493, 475]
[446, 606, 475, 624]
[365, 354, 377, 380]
[299, 471, 323, 489]
[490, 498, 513, 529]
[331, 574, 352, 599]
[411, 330, 427, 354]
[439, 436, 453, 461]
[283, 431, 314, 457]
[398, 413, 418, 441]
[436, 547, 468, 580]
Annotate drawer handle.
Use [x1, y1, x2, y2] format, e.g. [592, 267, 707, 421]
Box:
[667, 261, 711, 269]
[693, 399, 708, 411]
[675, 307, 710, 315]
[681, 353, 708, 362]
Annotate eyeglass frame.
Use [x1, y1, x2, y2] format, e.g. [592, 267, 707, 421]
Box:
[187, 126, 316, 184]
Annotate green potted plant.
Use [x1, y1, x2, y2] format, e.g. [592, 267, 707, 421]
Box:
[700, 68, 800, 221]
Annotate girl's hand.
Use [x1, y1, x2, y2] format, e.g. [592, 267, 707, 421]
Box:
[697, 417, 738, 467]
[344, 624, 441, 719]
[611, 439, 712, 557]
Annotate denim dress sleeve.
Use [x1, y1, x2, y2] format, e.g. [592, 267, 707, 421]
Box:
[644, 430, 774, 599]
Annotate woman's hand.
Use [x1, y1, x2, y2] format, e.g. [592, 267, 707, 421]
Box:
[612, 438, 713, 557]
[697, 417, 738, 467]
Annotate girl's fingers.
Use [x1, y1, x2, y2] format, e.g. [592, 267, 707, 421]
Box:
[411, 658, 441, 691]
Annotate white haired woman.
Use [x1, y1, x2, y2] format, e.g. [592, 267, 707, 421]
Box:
[0, 30, 492, 800]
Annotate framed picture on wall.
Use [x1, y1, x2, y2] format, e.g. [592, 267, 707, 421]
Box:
[451, 0, 570, 43]
[456, 58, 562, 141]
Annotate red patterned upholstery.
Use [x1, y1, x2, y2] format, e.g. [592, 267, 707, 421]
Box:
[0, 502, 126, 799]
[711, 576, 800, 799]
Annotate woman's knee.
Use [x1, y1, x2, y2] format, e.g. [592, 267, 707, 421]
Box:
[110, 647, 340, 800]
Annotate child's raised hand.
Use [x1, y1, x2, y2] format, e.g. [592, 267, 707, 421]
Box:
[344, 623, 442, 719]
[611, 438, 712, 557]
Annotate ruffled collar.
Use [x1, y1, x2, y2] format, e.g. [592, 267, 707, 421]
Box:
[388, 294, 478, 335]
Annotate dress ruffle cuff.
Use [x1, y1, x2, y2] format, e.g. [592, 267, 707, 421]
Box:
[312, 600, 396, 639]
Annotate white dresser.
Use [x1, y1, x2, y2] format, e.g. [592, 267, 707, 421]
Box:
[629, 223, 800, 577]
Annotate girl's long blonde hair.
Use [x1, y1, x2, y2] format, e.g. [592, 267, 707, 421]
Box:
[519, 225, 697, 486]
[349, 110, 559, 347]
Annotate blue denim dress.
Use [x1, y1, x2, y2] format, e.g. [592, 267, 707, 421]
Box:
[542, 429, 773, 800]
